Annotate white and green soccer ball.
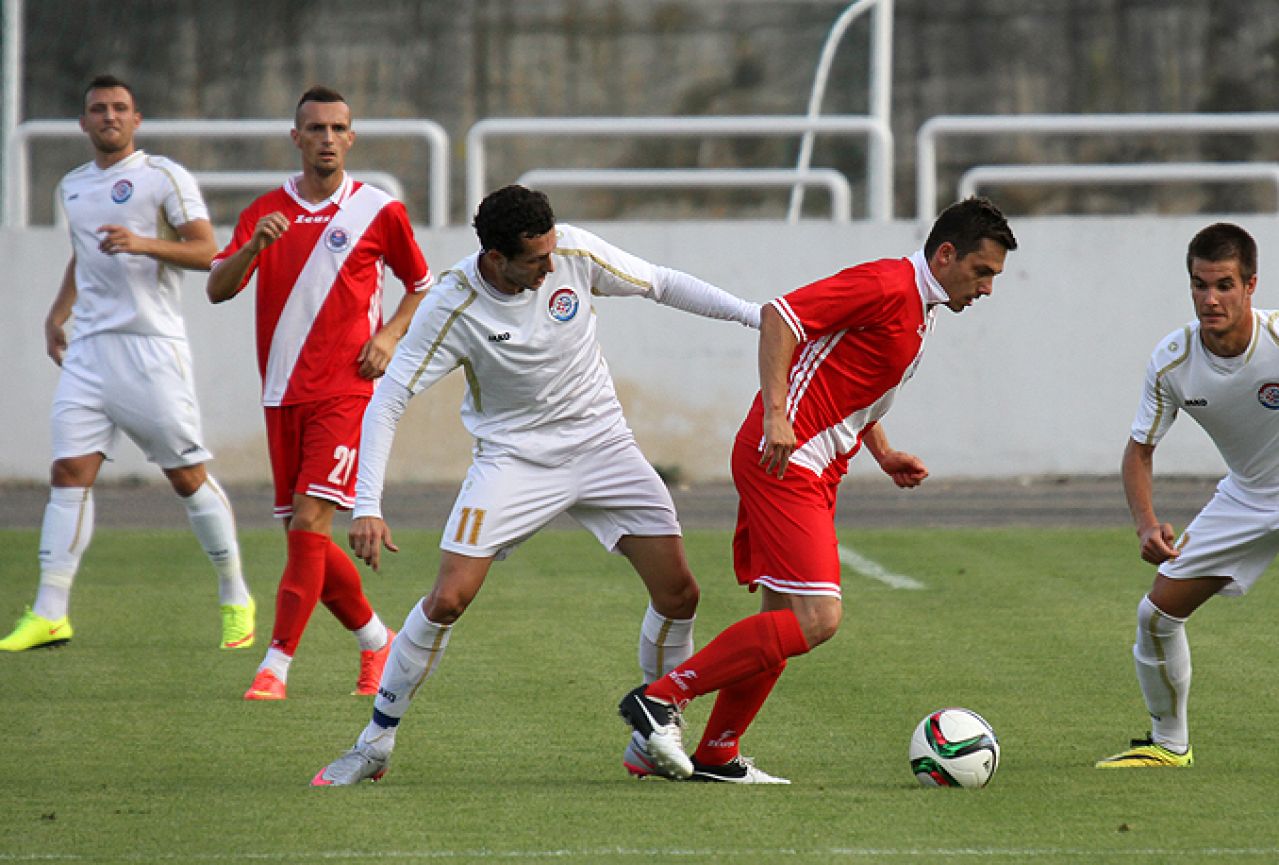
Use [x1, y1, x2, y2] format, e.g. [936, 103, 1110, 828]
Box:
[909, 707, 1000, 789]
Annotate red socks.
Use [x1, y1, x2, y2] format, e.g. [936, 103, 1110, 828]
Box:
[320, 538, 373, 630]
[693, 662, 787, 766]
[271, 530, 328, 654]
[646, 609, 809, 705]
[646, 609, 809, 767]
[272, 531, 373, 654]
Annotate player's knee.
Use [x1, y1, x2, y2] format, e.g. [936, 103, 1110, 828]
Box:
[422, 585, 476, 625]
[650, 575, 699, 619]
[796, 603, 842, 649]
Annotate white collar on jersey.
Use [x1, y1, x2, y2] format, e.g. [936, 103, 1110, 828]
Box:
[909, 248, 949, 307]
[93, 149, 147, 175]
[284, 171, 354, 212]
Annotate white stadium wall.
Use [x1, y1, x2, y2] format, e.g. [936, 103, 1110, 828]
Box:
[0, 216, 1243, 485]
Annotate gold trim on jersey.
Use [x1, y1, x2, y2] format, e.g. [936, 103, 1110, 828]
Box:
[146, 155, 195, 225]
[1145, 325, 1193, 441]
[458, 357, 482, 412]
[556, 246, 651, 290]
[1243, 312, 1263, 364]
[405, 268, 477, 392]
[1260, 310, 1279, 350]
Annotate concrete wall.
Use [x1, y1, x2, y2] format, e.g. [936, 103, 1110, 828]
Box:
[0, 216, 1238, 485]
[16, 0, 1279, 224]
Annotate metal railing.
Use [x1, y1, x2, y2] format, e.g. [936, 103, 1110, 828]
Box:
[916, 112, 1279, 219]
[789, 0, 892, 221]
[50, 170, 409, 228]
[4, 118, 449, 228]
[957, 162, 1279, 213]
[515, 168, 854, 222]
[467, 115, 893, 223]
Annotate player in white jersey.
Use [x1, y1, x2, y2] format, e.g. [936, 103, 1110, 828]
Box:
[0, 76, 254, 653]
[311, 184, 760, 786]
[1097, 223, 1277, 769]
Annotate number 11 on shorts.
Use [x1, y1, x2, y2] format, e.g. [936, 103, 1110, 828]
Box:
[454, 507, 486, 545]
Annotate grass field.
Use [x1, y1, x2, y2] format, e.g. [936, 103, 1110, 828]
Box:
[4, 526, 1279, 864]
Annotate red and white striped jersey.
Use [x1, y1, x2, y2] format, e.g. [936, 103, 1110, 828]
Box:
[213, 174, 430, 406]
[740, 251, 945, 481]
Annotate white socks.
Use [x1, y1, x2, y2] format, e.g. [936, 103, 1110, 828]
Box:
[181, 477, 251, 606]
[1133, 595, 1192, 753]
[353, 613, 389, 652]
[638, 602, 695, 683]
[359, 601, 453, 757]
[34, 487, 94, 620]
[259, 647, 293, 682]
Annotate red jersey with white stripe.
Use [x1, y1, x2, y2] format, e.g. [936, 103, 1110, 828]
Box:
[213, 175, 430, 406]
[740, 253, 939, 482]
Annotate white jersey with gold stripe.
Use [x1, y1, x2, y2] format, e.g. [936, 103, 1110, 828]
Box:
[1132, 308, 1279, 504]
[58, 149, 209, 340]
[381, 223, 757, 471]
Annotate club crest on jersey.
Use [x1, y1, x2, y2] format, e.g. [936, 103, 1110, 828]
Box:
[1258, 383, 1279, 410]
[548, 287, 579, 322]
[324, 226, 351, 252]
[110, 179, 133, 203]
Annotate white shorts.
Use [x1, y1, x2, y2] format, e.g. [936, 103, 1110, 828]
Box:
[1159, 484, 1279, 596]
[51, 332, 212, 469]
[441, 434, 682, 560]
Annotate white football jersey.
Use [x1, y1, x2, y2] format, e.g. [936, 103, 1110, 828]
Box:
[1132, 308, 1279, 504]
[385, 223, 691, 466]
[58, 149, 209, 340]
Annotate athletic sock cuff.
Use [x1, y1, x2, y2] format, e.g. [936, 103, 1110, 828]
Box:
[766, 608, 811, 658]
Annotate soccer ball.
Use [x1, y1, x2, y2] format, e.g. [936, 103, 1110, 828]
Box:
[908, 708, 1000, 789]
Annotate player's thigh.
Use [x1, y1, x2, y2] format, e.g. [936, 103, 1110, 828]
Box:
[297, 396, 365, 500]
[1160, 488, 1279, 597]
[103, 335, 212, 469]
[568, 437, 682, 551]
[731, 437, 840, 598]
[440, 454, 575, 559]
[50, 339, 117, 462]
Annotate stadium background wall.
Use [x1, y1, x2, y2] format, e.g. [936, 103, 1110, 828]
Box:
[12, 0, 1279, 224]
[0, 216, 1244, 483]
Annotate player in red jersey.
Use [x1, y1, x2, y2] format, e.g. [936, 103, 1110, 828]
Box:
[207, 86, 431, 701]
[619, 197, 1017, 783]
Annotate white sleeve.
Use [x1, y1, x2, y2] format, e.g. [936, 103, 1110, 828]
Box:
[156, 158, 210, 227]
[649, 265, 761, 329]
[1129, 353, 1177, 447]
[353, 378, 412, 520]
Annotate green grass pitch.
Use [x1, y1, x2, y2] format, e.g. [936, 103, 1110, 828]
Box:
[3, 526, 1279, 864]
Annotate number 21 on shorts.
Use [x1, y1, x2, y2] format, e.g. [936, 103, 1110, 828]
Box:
[328, 445, 357, 486]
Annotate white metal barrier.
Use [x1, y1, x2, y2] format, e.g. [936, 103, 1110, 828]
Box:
[467, 115, 893, 223]
[958, 162, 1279, 212]
[4, 118, 450, 228]
[515, 168, 854, 222]
[50, 170, 409, 228]
[789, 0, 892, 221]
[916, 112, 1279, 219]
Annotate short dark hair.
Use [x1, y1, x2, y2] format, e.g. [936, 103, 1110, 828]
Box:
[1187, 222, 1257, 283]
[924, 197, 1017, 260]
[82, 74, 137, 112]
[473, 185, 557, 258]
[295, 85, 347, 125]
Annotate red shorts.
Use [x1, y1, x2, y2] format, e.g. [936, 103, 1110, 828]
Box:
[264, 395, 366, 520]
[731, 433, 842, 598]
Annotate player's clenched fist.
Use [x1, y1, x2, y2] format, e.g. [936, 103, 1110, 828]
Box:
[251, 211, 290, 251]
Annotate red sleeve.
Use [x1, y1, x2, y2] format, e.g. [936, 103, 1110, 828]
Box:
[211, 200, 264, 293]
[770, 264, 891, 343]
[376, 201, 431, 293]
